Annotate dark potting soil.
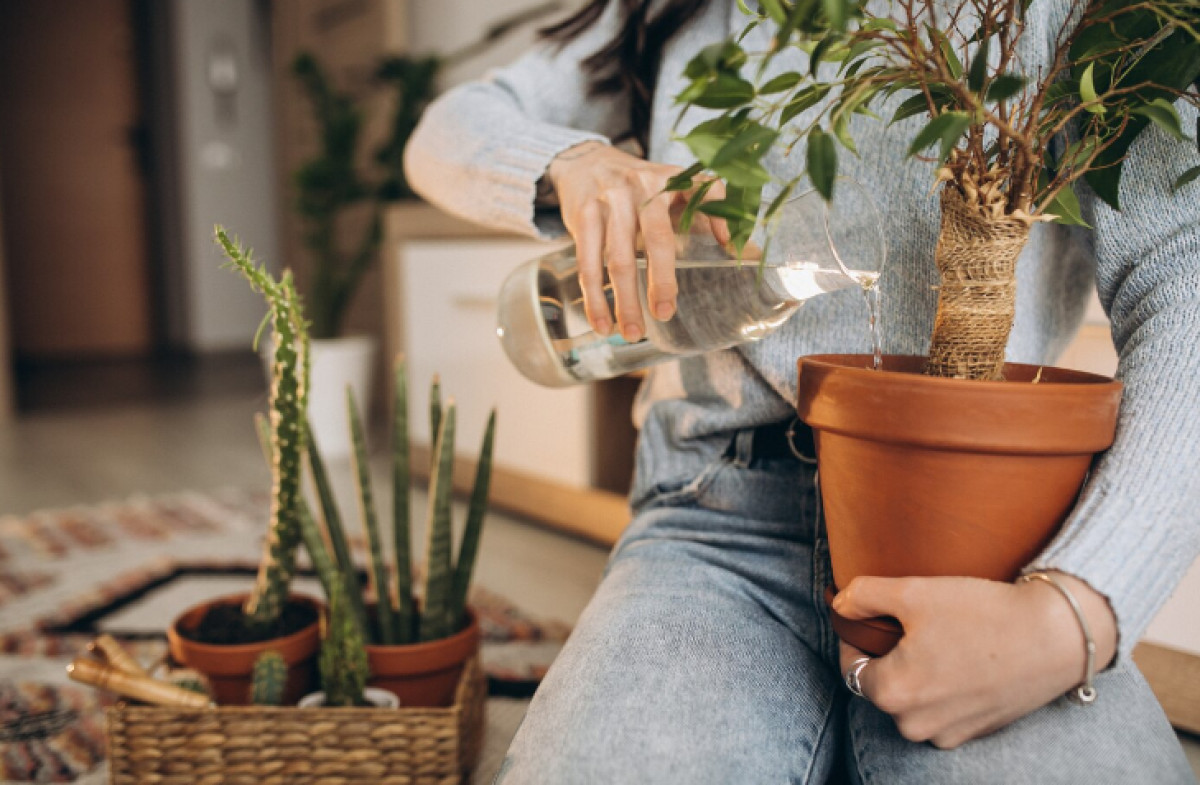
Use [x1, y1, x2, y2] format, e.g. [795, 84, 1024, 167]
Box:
[183, 600, 318, 645]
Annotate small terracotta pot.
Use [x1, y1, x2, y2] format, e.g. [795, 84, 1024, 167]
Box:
[796, 354, 1122, 655]
[167, 593, 322, 706]
[365, 609, 481, 708]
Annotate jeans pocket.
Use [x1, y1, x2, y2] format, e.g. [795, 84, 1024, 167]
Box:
[631, 455, 730, 514]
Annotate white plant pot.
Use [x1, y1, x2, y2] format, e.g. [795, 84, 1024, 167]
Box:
[297, 686, 399, 708]
[262, 335, 378, 458]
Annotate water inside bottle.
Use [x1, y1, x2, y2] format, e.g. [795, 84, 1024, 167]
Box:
[544, 257, 880, 382]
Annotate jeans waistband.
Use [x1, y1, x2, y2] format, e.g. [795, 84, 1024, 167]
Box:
[727, 417, 817, 465]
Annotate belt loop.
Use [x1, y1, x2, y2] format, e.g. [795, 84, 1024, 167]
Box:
[733, 428, 755, 468]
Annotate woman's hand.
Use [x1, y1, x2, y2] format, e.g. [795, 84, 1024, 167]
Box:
[546, 141, 730, 342]
[834, 573, 1118, 749]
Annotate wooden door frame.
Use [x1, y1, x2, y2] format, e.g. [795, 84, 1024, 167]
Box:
[0, 159, 13, 422]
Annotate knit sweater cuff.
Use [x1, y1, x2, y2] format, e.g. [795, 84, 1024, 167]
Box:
[486, 123, 609, 240]
[1025, 478, 1176, 665]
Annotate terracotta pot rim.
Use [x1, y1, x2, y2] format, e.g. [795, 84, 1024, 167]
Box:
[167, 592, 322, 661]
[798, 353, 1118, 388]
[365, 609, 480, 675]
[796, 353, 1123, 454]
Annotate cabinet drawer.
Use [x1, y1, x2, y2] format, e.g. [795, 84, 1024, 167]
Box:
[398, 239, 594, 489]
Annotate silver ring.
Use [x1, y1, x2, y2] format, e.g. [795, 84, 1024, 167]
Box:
[844, 656, 871, 698]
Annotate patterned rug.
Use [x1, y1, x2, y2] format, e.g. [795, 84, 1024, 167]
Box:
[0, 490, 569, 783]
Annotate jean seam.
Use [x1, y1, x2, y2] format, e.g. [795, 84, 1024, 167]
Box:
[800, 683, 841, 785]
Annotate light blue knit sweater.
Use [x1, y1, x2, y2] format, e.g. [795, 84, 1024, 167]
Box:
[405, 0, 1200, 659]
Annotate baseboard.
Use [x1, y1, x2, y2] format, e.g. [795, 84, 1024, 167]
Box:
[1133, 641, 1200, 735]
[410, 445, 628, 547]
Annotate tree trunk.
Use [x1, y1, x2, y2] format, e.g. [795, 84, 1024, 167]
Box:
[925, 186, 1031, 380]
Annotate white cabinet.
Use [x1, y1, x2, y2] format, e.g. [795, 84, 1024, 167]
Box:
[382, 208, 636, 545]
[397, 238, 593, 489]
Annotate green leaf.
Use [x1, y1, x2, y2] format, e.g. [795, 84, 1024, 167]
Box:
[821, 0, 847, 31]
[861, 18, 897, 32]
[689, 73, 756, 109]
[907, 110, 970, 163]
[1132, 98, 1187, 142]
[759, 0, 787, 23]
[890, 93, 932, 125]
[682, 117, 739, 164]
[698, 199, 757, 222]
[832, 113, 857, 154]
[781, 84, 831, 124]
[665, 162, 705, 192]
[1079, 63, 1105, 114]
[927, 26, 962, 79]
[1043, 184, 1090, 227]
[760, 71, 803, 94]
[985, 74, 1026, 102]
[806, 127, 838, 200]
[678, 179, 716, 233]
[685, 41, 748, 79]
[809, 34, 840, 76]
[1173, 164, 1200, 192]
[967, 36, 989, 94]
[711, 123, 778, 167]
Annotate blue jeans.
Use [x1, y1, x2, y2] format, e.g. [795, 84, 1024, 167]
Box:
[496, 429, 1194, 784]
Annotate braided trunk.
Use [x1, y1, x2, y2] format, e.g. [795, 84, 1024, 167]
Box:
[924, 186, 1032, 380]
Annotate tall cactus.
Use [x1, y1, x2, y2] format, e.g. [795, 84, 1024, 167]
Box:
[250, 650, 287, 706]
[419, 401, 456, 642]
[320, 581, 369, 707]
[217, 228, 309, 632]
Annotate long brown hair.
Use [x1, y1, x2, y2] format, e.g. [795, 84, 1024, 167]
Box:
[542, 0, 712, 154]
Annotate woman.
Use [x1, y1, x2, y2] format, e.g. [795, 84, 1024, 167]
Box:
[405, 1, 1200, 781]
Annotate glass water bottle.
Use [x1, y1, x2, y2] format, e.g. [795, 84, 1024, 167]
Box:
[496, 180, 887, 387]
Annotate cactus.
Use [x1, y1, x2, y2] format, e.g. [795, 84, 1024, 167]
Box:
[306, 366, 496, 647]
[348, 389, 400, 644]
[250, 650, 287, 706]
[391, 357, 416, 644]
[304, 419, 369, 636]
[419, 401, 456, 641]
[320, 581, 369, 707]
[217, 227, 309, 633]
[450, 409, 495, 630]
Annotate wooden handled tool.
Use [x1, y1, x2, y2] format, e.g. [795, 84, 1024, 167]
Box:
[67, 657, 213, 708]
[86, 634, 147, 677]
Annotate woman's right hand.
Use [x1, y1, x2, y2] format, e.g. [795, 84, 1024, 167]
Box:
[546, 141, 730, 343]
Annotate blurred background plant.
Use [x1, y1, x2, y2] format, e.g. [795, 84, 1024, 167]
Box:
[292, 1, 562, 340]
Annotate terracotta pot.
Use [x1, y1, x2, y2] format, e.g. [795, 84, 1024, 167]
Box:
[365, 609, 481, 708]
[167, 593, 322, 706]
[796, 354, 1122, 655]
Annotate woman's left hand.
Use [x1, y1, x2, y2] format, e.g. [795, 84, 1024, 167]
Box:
[834, 573, 1118, 749]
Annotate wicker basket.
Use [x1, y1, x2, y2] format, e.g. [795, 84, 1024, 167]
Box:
[106, 656, 486, 784]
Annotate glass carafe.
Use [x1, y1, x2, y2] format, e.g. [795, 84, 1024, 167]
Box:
[496, 180, 887, 387]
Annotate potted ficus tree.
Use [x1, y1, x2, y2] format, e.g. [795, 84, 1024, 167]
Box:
[166, 229, 323, 705]
[670, 0, 1199, 653]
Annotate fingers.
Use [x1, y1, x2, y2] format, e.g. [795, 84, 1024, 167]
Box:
[572, 202, 612, 336]
[639, 194, 678, 322]
[602, 191, 645, 343]
[832, 576, 913, 622]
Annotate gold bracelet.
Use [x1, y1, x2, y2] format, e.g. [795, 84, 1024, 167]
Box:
[1019, 571, 1098, 705]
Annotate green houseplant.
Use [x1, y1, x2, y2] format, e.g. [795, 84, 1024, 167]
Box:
[298, 356, 497, 707]
[669, 0, 1199, 653]
[166, 229, 323, 705]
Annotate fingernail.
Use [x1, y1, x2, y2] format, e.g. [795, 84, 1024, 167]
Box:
[654, 301, 675, 321]
[622, 324, 643, 343]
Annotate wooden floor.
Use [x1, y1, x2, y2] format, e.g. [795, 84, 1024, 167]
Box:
[4, 354, 1197, 776]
